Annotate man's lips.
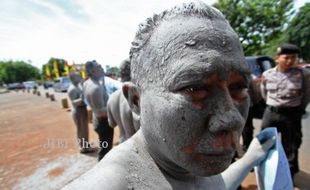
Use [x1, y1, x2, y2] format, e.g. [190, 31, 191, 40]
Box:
[212, 131, 238, 150]
[194, 151, 235, 162]
[197, 150, 235, 157]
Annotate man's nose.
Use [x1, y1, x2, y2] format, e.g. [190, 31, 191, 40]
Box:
[207, 90, 245, 133]
[286, 56, 296, 64]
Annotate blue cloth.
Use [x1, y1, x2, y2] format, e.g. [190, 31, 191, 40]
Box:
[104, 76, 122, 96]
[255, 127, 293, 190]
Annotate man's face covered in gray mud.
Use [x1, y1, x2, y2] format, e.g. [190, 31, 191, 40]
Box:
[138, 16, 250, 176]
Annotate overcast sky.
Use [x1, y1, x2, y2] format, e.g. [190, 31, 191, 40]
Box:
[0, 0, 308, 69]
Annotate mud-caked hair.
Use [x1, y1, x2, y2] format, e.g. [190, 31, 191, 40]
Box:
[69, 73, 81, 81]
[129, 1, 228, 89]
[85, 60, 98, 77]
[119, 58, 131, 82]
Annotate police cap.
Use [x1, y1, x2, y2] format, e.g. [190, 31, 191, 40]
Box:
[276, 43, 300, 55]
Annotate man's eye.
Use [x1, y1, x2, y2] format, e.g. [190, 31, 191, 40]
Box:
[181, 86, 211, 100]
[228, 83, 248, 100]
[229, 84, 247, 91]
[184, 86, 202, 93]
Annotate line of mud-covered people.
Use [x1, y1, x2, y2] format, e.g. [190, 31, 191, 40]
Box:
[64, 2, 310, 189]
[67, 58, 137, 161]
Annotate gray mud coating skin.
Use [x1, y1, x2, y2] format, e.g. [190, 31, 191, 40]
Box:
[107, 58, 139, 143]
[63, 2, 271, 190]
[67, 74, 89, 150]
[83, 62, 108, 119]
[119, 58, 131, 82]
[107, 89, 139, 143]
[83, 61, 114, 161]
[138, 17, 249, 177]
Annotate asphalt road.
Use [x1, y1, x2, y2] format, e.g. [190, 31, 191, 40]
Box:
[0, 89, 119, 190]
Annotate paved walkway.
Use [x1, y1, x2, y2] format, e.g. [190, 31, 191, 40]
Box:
[0, 91, 119, 190]
[0, 90, 309, 189]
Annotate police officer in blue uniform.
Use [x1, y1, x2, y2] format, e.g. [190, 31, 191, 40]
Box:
[260, 43, 310, 179]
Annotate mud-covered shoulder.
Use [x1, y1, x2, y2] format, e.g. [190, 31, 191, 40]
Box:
[61, 138, 138, 190]
[63, 132, 171, 190]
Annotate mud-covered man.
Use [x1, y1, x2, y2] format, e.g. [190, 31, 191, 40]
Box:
[107, 58, 139, 143]
[64, 1, 275, 189]
[83, 61, 114, 161]
[68, 73, 93, 153]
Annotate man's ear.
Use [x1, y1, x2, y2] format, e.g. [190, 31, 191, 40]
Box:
[122, 82, 140, 115]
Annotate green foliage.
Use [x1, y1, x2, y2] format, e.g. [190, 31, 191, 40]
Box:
[0, 61, 40, 84]
[214, 0, 294, 56]
[41, 58, 66, 80]
[261, 32, 287, 58]
[106, 66, 120, 78]
[286, 3, 310, 61]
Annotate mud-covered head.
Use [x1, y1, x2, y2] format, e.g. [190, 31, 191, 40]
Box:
[119, 58, 131, 82]
[130, 0, 248, 90]
[85, 60, 104, 80]
[69, 73, 82, 86]
[127, 1, 250, 177]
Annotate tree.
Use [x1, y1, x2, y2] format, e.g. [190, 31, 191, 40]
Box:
[106, 66, 120, 79]
[0, 61, 40, 84]
[214, 0, 294, 56]
[286, 3, 310, 62]
[42, 58, 66, 80]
